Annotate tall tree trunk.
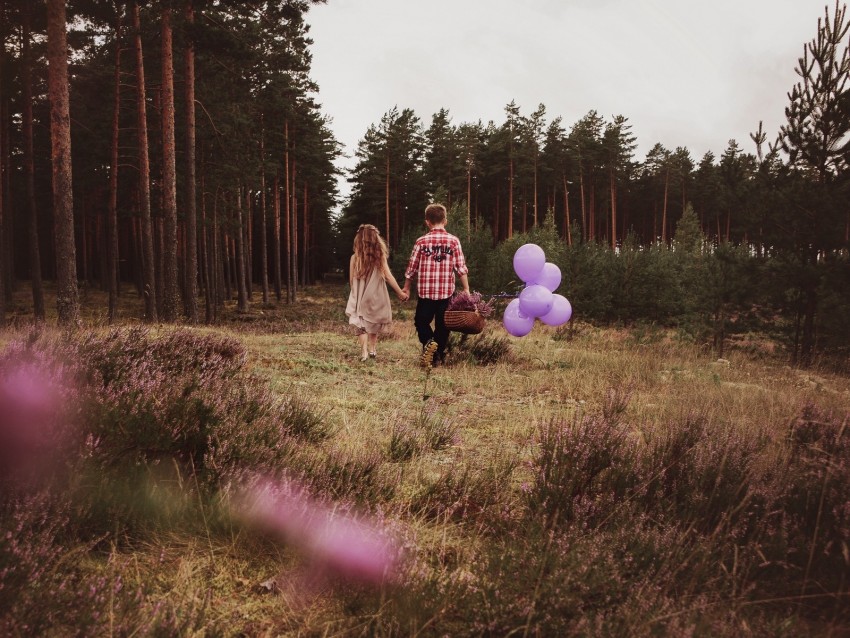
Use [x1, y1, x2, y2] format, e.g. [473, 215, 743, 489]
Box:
[385, 152, 390, 244]
[532, 157, 538, 227]
[47, 0, 79, 326]
[507, 157, 514, 239]
[132, 213, 143, 295]
[493, 186, 502, 246]
[522, 200, 528, 235]
[244, 186, 252, 297]
[845, 210, 849, 245]
[609, 168, 617, 249]
[273, 173, 281, 300]
[589, 181, 596, 242]
[107, 9, 122, 323]
[200, 160, 212, 323]
[80, 204, 88, 283]
[22, 4, 45, 320]
[222, 232, 231, 303]
[132, 1, 157, 321]
[235, 186, 248, 311]
[284, 121, 292, 302]
[393, 183, 400, 249]
[160, 4, 179, 320]
[302, 181, 308, 285]
[661, 167, 669, 244]
[155, 217, 164, 314]
[801, 276, 817, 367]
[0, 16, 5, 328]
[1, 18, 14, 308]
[563, 174, 572, 246]
[212, 186, 222, 317]
[466, 165, 471, 241]
[290, 160, 297, 302]
[259, 126, 269, 303]
[183, 0, 198, 322]
[579, 165, 587, 242]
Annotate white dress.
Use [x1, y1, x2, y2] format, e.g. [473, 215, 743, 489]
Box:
[345, 267, 392, 334]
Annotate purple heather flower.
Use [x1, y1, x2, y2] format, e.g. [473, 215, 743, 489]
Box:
[235, 477, 398, 585]
[0, 361, 65, 478]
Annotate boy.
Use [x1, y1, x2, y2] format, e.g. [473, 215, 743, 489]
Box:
[402, 203, 470, 366]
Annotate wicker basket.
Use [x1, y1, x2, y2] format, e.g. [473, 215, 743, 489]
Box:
[444, 310, 486, 335]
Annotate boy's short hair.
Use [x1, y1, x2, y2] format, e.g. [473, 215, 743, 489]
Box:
[425, 203, 447, 224]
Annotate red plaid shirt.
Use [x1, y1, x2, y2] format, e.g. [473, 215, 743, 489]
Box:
[404, 228, 468, 300]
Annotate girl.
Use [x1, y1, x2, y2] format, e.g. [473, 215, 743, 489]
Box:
[345, 224, 408, 361]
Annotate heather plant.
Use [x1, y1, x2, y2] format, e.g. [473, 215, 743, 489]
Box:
[387, 406, 458, 462]
[0, 491, 73, 634]
[445, 290, 495, 317]
[0, 490, 165, 636]
[527, 387, 638, 528]
[638, 417, 768, 536]
[276, 388, 334, 443]
[0, 328, 323, 538]
[773, 404, 850, 596]
[234, 476, 401, 586]
[451, 332, 512, 366]
[408, 457, 517, 528]
[4, 281, 850, 635]
[674, 423, 765, 535]
[74, 329, 302, 485]
[418, 404, 459, 451]
[403, 519, 718, 636]
[815, 252, 850, 367]
[387, 419, 422, 462]
[298, 446, 395, 504]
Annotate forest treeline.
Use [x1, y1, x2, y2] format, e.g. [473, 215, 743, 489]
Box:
[0, 0, 339, 326]
[341, 3, 850, 367]
[1, 1, 849, 366]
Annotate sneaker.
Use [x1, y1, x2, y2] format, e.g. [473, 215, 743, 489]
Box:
[368, 352, 377, 359]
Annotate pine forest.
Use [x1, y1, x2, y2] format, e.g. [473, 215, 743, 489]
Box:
[1, 1, 850, 635]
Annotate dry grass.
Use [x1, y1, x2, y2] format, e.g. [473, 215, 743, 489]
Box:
[3, 280, 850, 635]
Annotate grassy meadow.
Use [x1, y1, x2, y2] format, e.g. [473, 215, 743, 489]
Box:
[1, 281, 849, 636]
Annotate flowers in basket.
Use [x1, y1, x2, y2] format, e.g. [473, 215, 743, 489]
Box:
[446, 291, 495, 317]
[444, 291, 494, 334]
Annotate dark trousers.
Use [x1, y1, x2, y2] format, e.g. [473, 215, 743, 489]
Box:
[414, 297, 450, 358]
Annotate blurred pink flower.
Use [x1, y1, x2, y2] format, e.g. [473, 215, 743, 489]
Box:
[236, 477, 398, 585]
[0, 360, 66, 478]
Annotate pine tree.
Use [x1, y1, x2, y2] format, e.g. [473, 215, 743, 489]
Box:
[160, 1, 179, 321]
[183, 0, 199, 322]
[775, 0, 849, 365]
[602, 115, 636, 249]
[22, 2, 45, 321]
[131, 0, 157, 321]
[46, 0, 79, 326]
[780, 0, 850, 181]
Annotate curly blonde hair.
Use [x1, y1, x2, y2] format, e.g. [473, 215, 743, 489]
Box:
[352, 224, 388, 279]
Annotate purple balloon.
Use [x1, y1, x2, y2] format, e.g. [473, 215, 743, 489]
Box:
[519, 284, 554, 318]
[531, 262, 561, 292]
[539, 294, 572, 326]
[503, 298, 535, 337]
[513, 244, 546, 283]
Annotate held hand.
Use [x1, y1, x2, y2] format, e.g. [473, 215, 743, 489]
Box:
[398, 290, 409, 302]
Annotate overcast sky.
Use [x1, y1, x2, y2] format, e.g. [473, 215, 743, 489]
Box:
[306, 0, 834, 202]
